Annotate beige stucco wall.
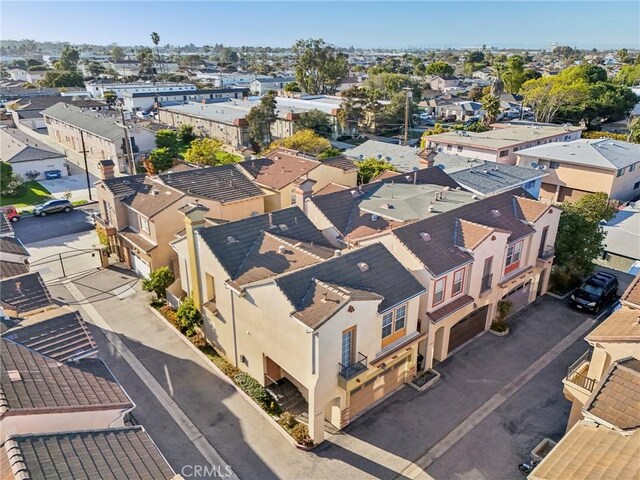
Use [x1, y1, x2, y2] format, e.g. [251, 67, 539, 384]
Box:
[0, 409, 126, 442]
[158, 109, 249, 147]
[309, 164, 358, 192]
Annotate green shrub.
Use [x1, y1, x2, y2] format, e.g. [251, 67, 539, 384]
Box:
[490, 321, 509, 333]
[549, 266, 582, 294]
[189, 331, 207, 348]
[176, 296, 202, 335]
[496, 300, 513, 321]
[233, 372, 272, 407]
[278, 411, 298, 430]
[211, 354, 241, 378]
[158, 305, 180, 329]
[291, 423, 314, 447]
[142, 267, 175, 300]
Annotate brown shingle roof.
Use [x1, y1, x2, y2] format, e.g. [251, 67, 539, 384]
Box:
[319, 155, 358, 172]
[0, 273, 53, 314]
[239, 155, 318, 190]
[314, 182, 350, 196]
[0, 213, 14, 237]
[586, 307, 640, 342]
[621, 274, 640, 308]
[0, 237, 28, 257]
[102, 175, 184, 218]
[584, 357, 640, 430]
[118, 228, 157, 253]
[0, 261, 29, 280]
[514, 195, 553, 223]
[0, 338, 132, 417]
[455, 219, 496, 250]
[427, 294, 474, 323]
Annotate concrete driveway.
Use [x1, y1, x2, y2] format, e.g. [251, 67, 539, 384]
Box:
[39, 163, 98, 203]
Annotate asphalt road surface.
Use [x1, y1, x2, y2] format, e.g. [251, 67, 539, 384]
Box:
[13, 204, 98, 245]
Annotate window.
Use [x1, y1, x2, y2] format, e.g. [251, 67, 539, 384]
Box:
[524, 180, 535, 189]
[102, 201, 112, 224]
[457, 145, 463, 153]
[482, 257, 493, 291]
[381, 304, 408, 347]
[549, 161, 560, 169]
[499, 150, 509, 157]
[140, 216, 150, 234]
[341, 327, 355, 367]
[446, 144, 452, 151]
[617, 168, 625, 177]
[634, 181, 640, 190]
[433, 277, 446, 306]
[452, 268, 465, 296]
[629, 163, 636, 172]
[504, 241, 523, 274]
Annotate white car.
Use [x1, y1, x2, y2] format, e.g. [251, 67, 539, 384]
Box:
[135, 111, 150, 119]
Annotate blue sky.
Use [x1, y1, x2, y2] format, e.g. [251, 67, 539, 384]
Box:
[1, 1, 639, 49]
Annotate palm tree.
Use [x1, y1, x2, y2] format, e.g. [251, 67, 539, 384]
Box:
[151, 32, 161, 75]
[481, 94, 501, 126]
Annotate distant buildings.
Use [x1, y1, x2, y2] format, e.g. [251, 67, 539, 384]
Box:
[0, 127, 68, 181]
[85, 80, 196, 99]
[121, 87, 249, 113]
[249, 76, 296, 95]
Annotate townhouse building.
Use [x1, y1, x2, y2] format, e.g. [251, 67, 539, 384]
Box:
[304, 170, 561, 368]
[171, 205, 425, 444]
[95, 162, 266, 277]
[517, 139, 640, 203]
[424, 125, 583, 165]
[121, 87, 249, 113]
[42, 103, 156, 174]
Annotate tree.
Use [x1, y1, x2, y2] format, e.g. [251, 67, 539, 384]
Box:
[615, 65, 640, 86]
[142, 267, 175, 300]
[155, 129, 179, 151]
[151, 32, 161, 75]
[481, 94, 500, 125]
[1, 163, 14, 190]
[497, 55, 525, 94]
[554, 193, 616, 280]
[86, 61, 105, 77]
[425, 61, 454, 76]
[629, 117, 640, 144]
[103, 90, 117, 104]
[110, 46, 125, 62]
[357, 158, 396, 184]
[137, 47, 155, 74]
[0, 163, 24, 196]
[177, 124, 196, 144]
[266, 129, 331, 156]
[295, 109, 332, 136]
[176, 296, 202, 337]
[39, 70, 84, 87]
[284, 81, 302, 93]
[246, 91, 278, 148]
[183, 138, 237, 166]
[292, 38, 349, 95]
[523, 68, 542, 82]
[147, 147, 174, 173]
[55, 45, 80, 71]
[468, 86, 484, 101]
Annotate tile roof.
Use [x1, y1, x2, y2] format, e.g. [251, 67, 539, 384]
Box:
[102, 175, 184, 218]
[41, 103, 125, 141]
[0, 261, 29, 280]
[239, 154, 319, 190]
[275, 243, 426, 329]
[449, 162, 546, 195]
[427, 294, 474, 323]
[0, 128, 64, 164]
[392, 189, 537, 275]
[513, 195, 553, 223]
[518, 139, 640, 170]
[586, 307, 640, 342]
[118, 228, 157, 253]
[160, 164, 265, 203]
[0, 427, 175, 480]
[583, 357, 640, 430]
[0, 214, 14, 237]
[621, 274, 640, 308]
[455, 219, 497, 250]
[2, 308, 98, 363]
[0, 338, 132, 417]
[309, 167, 461, 241]
[199, 206, 334, 285]
[0, 237, 29, 257]
[529, 421, 640, 480]
[314, 183, 350, 196]
[0, 273, 53, 314]
[320, 155, 358, 172]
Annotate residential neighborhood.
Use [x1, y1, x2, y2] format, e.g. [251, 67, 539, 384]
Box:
[0, 2, 639, 479]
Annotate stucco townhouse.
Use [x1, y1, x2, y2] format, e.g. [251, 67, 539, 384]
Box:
[530, 275, 640, 480]
[171, 205, 426, 444]
[95, 161, 266, 277]
[517, 138, 640, 203]
[303, 169, 561, 368]
[424, 124, 583, 165]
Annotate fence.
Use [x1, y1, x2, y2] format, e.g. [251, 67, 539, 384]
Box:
[29, 248, 105, 281]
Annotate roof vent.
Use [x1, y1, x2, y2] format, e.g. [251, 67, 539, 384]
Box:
[472, 194, 479, 200]
[278, 245, 287, 254]
[419, 232, 431, 241]
[350, 190, 358, 197]
[491, 209, 501, 217]
[357, 262, 369, 272]
[151, 189, 159, 196]
[371, 214, 379, 222]
[334, 249, 342, 256]
[7, 370, 21, 382]
[227, 235, 238, 244]
[428, 205, 435, 213]
[380, 203, 393, 210]
[122, 179, 130, 185]
[278, 224, 289, 232]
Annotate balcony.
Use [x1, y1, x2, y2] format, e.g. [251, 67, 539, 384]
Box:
[538, 246, 555, 261]
[93, 214, 116, 236]
[565, 350, 596, 393]
[338, 352, 368, 381]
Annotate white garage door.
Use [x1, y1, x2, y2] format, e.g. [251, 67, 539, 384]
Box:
[130, 251, 151, 278]
[504, 280, 532, 313]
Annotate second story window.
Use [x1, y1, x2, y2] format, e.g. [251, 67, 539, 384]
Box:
[381, 304, 408, 347]
[504, 241, 523, 275]
[140, 216, 150, 234]
[452, 268, 465, 296]
[499, 150, 509, 157]
[102, 201, 111, 224]
[433, 278, 446, 306]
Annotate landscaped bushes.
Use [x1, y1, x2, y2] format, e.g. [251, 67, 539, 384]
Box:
[233, 372, 274, 409]
[291, 424, 313, 447]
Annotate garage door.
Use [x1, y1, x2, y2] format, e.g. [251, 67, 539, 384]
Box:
[504, 280, 532, 313]
[349, 358, 408, 417]
[448, 305, 489, 353]
[130, 251, 151, 278]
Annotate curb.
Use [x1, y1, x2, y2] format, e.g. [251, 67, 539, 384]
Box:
[546, 290, 573, 300]
[488, 328, 510, 337]
[146, 305, 306, 449]
[408, 369, 441, 393]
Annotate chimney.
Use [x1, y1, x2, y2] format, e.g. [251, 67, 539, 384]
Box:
[97, 159, 115, 180]
[418, 148, 435, 168]
[293, 177, 317, 214]
[180, 202, 210, 310]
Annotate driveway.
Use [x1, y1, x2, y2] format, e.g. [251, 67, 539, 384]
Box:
[39, 166, 98, 203]
[13, 204, 96, 245]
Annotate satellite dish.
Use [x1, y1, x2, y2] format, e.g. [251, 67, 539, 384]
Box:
[359, 154, 364, 160]
[437, 164, 446, 170]
[377, 154, 383, 160]
[530, 162, 538, 168]
[540, 165, 547, 170]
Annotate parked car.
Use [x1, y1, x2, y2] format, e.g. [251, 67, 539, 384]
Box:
[0, 205, 20, 222]
[443, 114, 457, 122]
[570, 272, 618, 312]
[33, 199, 74, 217]
[44, 169, 62, 180]
[464, 116, 480, 125]
[136, 111, 150, 119]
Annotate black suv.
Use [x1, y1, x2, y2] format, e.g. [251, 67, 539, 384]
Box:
[570, 272, 618, 312]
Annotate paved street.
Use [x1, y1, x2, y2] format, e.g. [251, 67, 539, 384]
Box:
[14, 203, 97, 245]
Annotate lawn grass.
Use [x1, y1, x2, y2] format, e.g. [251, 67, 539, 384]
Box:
[1, 181, 52, 208]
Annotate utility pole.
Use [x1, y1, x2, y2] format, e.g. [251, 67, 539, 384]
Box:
[403, 87, 412, 146]
[117, 110, 136, 175]
[79, 131, 93, 201]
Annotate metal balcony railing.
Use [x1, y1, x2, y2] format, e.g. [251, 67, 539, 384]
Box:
[480, 273, 493, 293]
[538, 246, 555, 260]
[338, 352, 368, 380]
[566, 350, 596, 392]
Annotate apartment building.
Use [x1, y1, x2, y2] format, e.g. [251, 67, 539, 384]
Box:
[85, 80, 196, 99]
[517, 139, 640, 203]
[122, 87, 249, 113]
[171, 205, 425, 444]
[249, 76, 296, 95]
[42, 103, 156, 174]
[530, 275, 640, 480]
[305, 170, 560, 367]
[424, 125, 583, 165]
[95, 162, 266, 277]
